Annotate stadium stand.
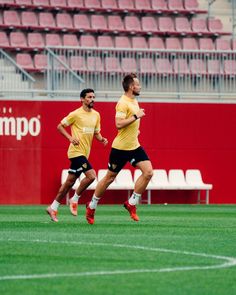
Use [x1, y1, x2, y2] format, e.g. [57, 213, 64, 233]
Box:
[0, 0, 235, 98]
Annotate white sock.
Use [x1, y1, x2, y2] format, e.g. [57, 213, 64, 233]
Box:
[89, 195, 100, 209]
[70, 192, 80, 203]
[128, 192, 141, 206]
[51, 200, 60, 211]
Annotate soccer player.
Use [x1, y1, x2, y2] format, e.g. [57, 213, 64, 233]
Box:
[86, 73, 153, 224]
[46, 88, 108, 222]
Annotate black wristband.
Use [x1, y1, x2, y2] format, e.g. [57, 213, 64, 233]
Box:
[133, 114, 138, 120]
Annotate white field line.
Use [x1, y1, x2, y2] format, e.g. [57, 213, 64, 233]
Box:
[0, 238, 236, 281]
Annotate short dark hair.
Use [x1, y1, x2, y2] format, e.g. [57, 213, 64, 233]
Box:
[80, 88, 94, 98]
[122, 73, 137, 92]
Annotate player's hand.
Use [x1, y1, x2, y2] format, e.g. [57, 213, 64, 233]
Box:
[70, 137, 80, 146]
[101, 137, 108, 146]
[136, 108, 145, 119]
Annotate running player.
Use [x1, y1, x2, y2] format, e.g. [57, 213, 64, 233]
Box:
[46, 88, 108, 222]
[86, 74, 153, 224]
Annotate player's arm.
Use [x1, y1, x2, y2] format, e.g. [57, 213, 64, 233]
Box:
[57, 123, 80, 146]
[116, 108, 145, 129]
[94, 132, 108, 146]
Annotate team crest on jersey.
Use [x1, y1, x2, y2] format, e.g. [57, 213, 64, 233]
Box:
[82, 163, 87, 169]
[112, 164, 117, 170]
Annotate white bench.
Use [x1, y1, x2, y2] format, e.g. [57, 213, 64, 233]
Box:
[61, 169, 134, 203]
[134, 169, 213, 205]
[61, 169, 212, 205]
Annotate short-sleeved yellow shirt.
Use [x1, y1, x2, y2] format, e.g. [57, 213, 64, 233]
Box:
[112, 94, 140, 151]
[61, 106, 101, 159]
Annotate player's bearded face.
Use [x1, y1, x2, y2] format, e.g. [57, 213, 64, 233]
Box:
[132, 79, 141, 96]
[84, 92, 95, 108]
[88, 100, 94, 108]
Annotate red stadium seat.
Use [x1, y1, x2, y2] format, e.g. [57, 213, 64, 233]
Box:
[70, 56, 87, 71]
[0, 31, 10, 49]
[15, 0, 33, 8]
[215, 39, 231, 51]
[224, 60, 236, 76]
[67, 0, 84, 9]
[39, 12, 56, 31]
[34, 54, 47, 71]
[10, 32, 27, 50]
[208, 18, 224, 36]
[140, 58, 156, 73]
[3, 10, 21, 28]
[101, 0, 118, 11]
[16, 53, 35, 71]
[156, 58, 173, 74]
[28, 32, 45, 50]
[199, 38, 214, 51]
[166, 37, 181, 50]
[190, 59, 207, 75]
[49, 0, 67, 10]
[108, 15, 125, 33]
[131, 36, 148, 49]
[114, 36, 131, 48]
[191, 18, 208, 35]
[173, 58, 189, 75]
[56, 13, 74, 31]
[141, 16, 158, 34]
[124, 16, 142, 34]
[97, 35, 114, 48]
[63, 34, 79, 47]
[91, 15, 108, 31]
[118, 0, 135, 12]
[84, 0, 101, 11]
[45, 33, 62, 46]
[184, 0, 199, 10]
[134, 0, 152, 12]
[158, 17, 175, 34]
[207, 59, 223, 75]
[148, 36, 165, 49]
[73, 14, 91, 31]
[232, 39, 236, 51]
[32, 0, 50, 9]
[182, 37, 198, 50]
[80, 35, 97, 47]
[21, 11, 39, 29]
[175, 17, 192, 35]
[151, 0, 168, 11]
[87, 56, 104, 71]
[121, 57, 137, 72]
[168, 0, 184, 12]
[105, 57, 122, 72]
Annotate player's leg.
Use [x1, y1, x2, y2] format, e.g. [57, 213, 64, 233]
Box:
[69, 157, 95, 216]
[86, 148, 126, 224]
[46, 172, 77, 222]
[124, 147, 153, 221]
[86, 169, 118, 224]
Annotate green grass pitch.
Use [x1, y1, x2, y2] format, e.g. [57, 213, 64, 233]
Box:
[0, 204, 236, 295]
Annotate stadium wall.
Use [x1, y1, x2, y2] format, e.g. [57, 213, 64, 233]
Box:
[0, 100, 236, 205]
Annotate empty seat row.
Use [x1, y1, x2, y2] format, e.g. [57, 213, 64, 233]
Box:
[0, 10, 228, 37]
[16, 53, 236, 77]
[1, 31, 235, 52]
[0, 0, 206, 15]
[61, 168, 212, 204]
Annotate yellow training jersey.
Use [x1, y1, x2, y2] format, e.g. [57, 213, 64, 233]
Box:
[112, 94, 140, 150]
[61, 106, 101, 159]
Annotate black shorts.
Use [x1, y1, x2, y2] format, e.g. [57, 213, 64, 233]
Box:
[68, 156, 93, 177]
[108, 146, 150, 173]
